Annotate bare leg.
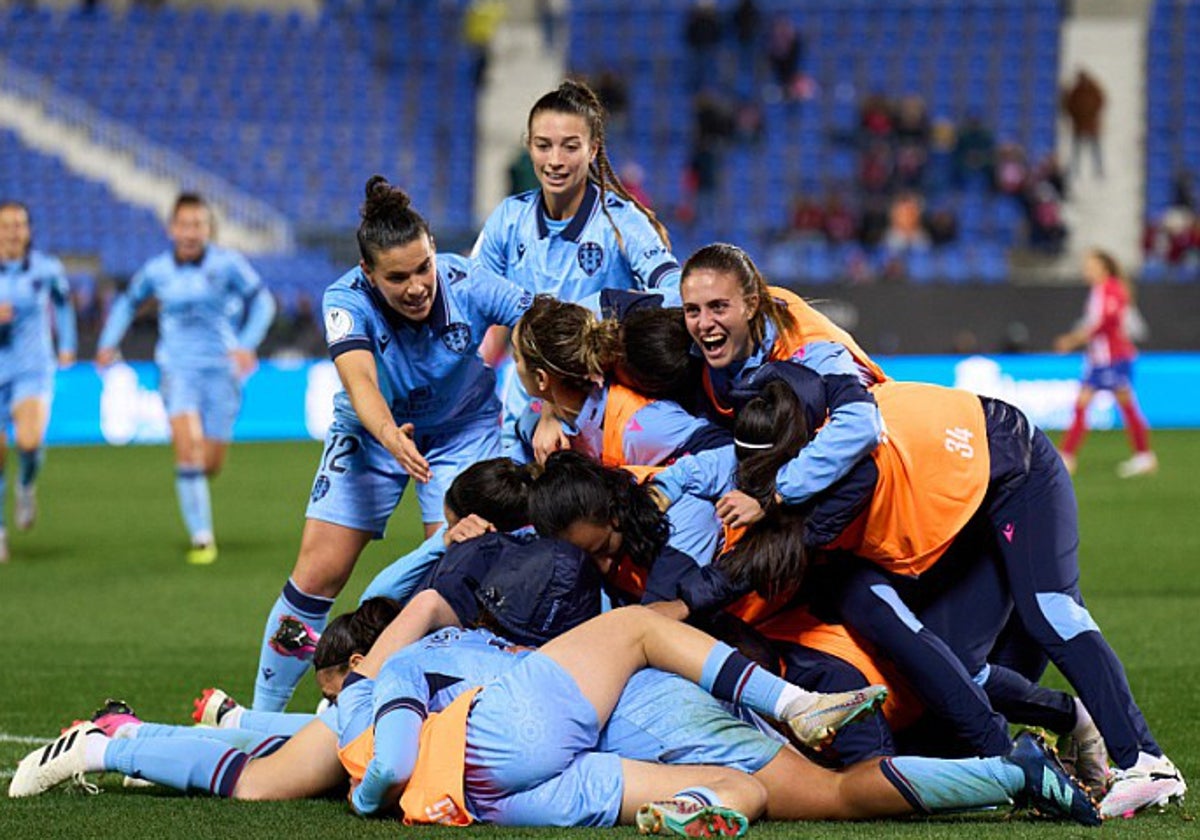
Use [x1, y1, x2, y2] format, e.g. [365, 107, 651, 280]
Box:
[232, 719, 344, 801]
[618, 759, 767, 825]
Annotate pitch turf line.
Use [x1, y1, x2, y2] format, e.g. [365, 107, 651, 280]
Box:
[0, 733, 47, 745]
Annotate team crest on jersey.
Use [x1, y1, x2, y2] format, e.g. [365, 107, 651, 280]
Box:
[325, 308, 354, 341]
[311, 474, 331, 503]
[440, 322, 472, 354]
[577, 241, 604, 276]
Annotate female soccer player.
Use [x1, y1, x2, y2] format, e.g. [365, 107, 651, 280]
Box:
[659, 369, 1185, 818]
[1054, 248, 1156, 477]
[95, 193, 275, 565]
[472, 79, 682, 452]
[0, 200, 76, 561]
[673, 243, 888, 522]
[250, 176, 534, 713]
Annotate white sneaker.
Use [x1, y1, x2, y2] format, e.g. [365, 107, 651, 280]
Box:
[786, 684, 888, 749]
[1116, 452, 1158, 479]
[1099, 754, 1186, 818]
[8, 722, 103, 798]
[15, 485, 36, 531]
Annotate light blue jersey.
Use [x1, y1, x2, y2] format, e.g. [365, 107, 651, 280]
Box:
[563, 384, 719, 467]
[0, 250, 76, 385]
[323, 253, 532, 431]
[473, 183, 681, 300]
[98, 244, 275, 373]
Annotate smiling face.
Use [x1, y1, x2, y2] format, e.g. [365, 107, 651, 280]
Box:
[361, 233, 437, 322]
[528, 110, 596, 219]
[169, 203, 212, 263]
[0, 204, 31, 261]
[681, 268, 759, 369]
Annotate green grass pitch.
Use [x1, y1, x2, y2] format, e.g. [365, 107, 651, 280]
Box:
[0, 431, 1195, 838]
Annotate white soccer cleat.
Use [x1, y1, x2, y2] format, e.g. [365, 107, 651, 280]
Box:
[636, 798, 748, 837]
[15, 485, 36, 532]
[1115, 452, 1158, 479]
[192, 687, 241, 728]
[786, 684, 888, 749]
[8, 722, 103, 798]
[1099, 754, 1186, 819]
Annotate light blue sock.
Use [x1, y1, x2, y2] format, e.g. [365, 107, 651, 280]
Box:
[104, 737, 250, 796]
[17, 447, 43, 489]
[251, 578, 334, 711]
[236, 710, 315, 737]
[698, 641, 785, 719]
[133, 723, 272, 751]
[175, 465, 213, 543]
[673, 786, 722, 807]
[882, 755, 1024, 813]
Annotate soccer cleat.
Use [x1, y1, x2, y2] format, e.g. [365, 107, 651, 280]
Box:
[192, 687, 241, 728]
[8, 722, 103, 798]
[636, 799, 749, 838]
[15, 485, 36, 531]
[269, 615, 320, 659]
[186, 542, 218, 565]
[786, 685, 888, 749]
[1006, 730, 1101, 826]
[1057, 719, 1110, 796]
[88, 698, 142, 738]
[1099, 754, 1186, 819]
[1116, 452, 1158, 479]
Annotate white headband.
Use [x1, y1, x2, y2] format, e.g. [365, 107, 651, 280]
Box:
[734, 439, 774, 450]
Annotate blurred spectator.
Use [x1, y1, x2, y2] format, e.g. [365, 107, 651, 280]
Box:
[731, 0, 762, 80]
[858, 93, 893, 141]
[733, 99, 765, 144]
[464, 0, 505, 89]
[1033, 151, 1067, 201]
[925, 205, 959, 246]
[684, 0, 722, 92]
[953, 114, 995, 189]
[1171, 169, 1196, 212]
[594, 69, 629, 132]
[1024, 182, 1067, 253]
[790, 195, 825, 240]
[1145, 207, 1197, 266]
[536, 0, 565, 49]
[925, 118, 958, 196]
[619, 162, 654, 209]
[883, 193, 931, 252]
[858, 195, 890, 248]
[765, 15, 805, 99]
[859, 140, 894, 195]
[507, 147, 539, 195]
[1061, 68, 1106, 179]
[994, 142, 1029, 196]
[822, 192, 858, 244]
[893, 95, 930, 189]
[687, 91, 734, 201]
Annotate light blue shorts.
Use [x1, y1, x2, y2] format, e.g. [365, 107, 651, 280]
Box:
[160, 366, 241, 441]
[601, 669, 784, 773]
[0, 367, 53, 426]
[464, 652, 623, 827]
[305, 412, 502, 535]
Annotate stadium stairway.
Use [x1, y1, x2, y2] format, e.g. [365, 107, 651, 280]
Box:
[473, 0, 567, 225]
[1056, 4, 1147, 274]
[0, 56, 292, 256]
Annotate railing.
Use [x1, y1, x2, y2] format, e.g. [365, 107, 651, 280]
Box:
[0, 54, 294, 253]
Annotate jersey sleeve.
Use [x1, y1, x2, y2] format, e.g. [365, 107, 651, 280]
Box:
[618, 207, 681, 291]
[623, 401, 709, 466]
[354, 659, 428, 815]
[651, 445, 738, 503]
[467, 261, 534, 328]
[47, 258, 77, 356]
[470, 202, 511, 276]
[322, 283, 374, 360]
[359, 528, 448, 605]
[97, 266, 155, 352]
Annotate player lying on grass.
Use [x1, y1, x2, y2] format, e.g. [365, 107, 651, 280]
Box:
[11, 565, 1098, 829]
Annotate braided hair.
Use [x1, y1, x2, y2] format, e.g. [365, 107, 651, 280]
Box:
[527, 79, 671, 252]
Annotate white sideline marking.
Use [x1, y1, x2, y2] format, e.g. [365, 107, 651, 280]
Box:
[0, 733, 45, 745]
[0, 769, 14, 779]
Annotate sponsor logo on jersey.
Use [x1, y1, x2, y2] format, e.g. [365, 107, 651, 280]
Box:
[578, 241, 604, 276]
[440, 322, 472, 354]
[325, 308, 354, 341]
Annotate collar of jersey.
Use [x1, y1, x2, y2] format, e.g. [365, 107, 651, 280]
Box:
[365, 268, 451, 332]
[172, 247, 207, 268]
[535, 181, 598, 242]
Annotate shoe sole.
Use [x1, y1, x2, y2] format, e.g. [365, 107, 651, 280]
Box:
[793, 690, 888, 749]
[636, 806, 746, 837]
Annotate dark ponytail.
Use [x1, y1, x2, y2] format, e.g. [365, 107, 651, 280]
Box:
[312, 596, 402, 671]
[356, 175, 432, 268]
[444, 457, 536, 533]
[719, 380, 814, 597]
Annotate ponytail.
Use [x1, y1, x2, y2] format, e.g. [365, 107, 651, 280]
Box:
[357, 175, 432, 268]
